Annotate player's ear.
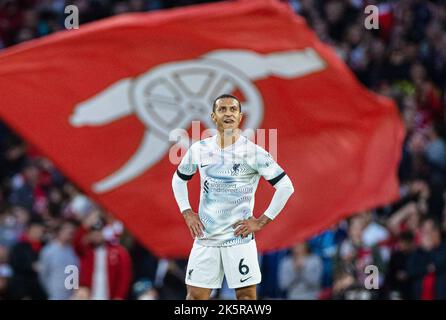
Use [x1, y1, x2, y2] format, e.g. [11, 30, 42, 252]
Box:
[239, 112, 243, 122]
[211, 112, 217, 124]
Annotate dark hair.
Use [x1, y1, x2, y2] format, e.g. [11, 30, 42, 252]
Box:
[26, 215, 45, 228]
[55, 219, 78, 235]
[212, 94, 241, 112]
[399, 231, 414, 243]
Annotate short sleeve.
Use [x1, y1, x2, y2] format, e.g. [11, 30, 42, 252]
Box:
[176, 146, 198, 181]
[254, 146, 285, 186]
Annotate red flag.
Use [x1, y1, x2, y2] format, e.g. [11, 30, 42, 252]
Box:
[0, 0, 404, 257]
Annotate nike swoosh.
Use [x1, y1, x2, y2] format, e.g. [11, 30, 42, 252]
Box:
[240, 276, 252, 283]
[200, 164, 210, 168]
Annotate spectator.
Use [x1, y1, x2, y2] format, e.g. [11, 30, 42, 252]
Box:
[407, 217, 446, 299]
[385, 231, 415, 299]
[7, 215, 47, 299]
[38, 219, 79, 300]
[74, 211, 132, 300]
[278, 242, 323, 299]
[333, 216, 385, 299]
[0, 208, 20, 248]
[331, 269, 359, 300]
[425, 121, 446, 217]
[8, 161, 40, 212]
[0, 244, 12, 299]
[387, 180, 428, 240]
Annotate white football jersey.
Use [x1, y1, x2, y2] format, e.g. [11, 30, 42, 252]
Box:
[176, 134, 285, 247]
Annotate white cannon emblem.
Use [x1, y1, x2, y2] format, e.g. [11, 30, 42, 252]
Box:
[70, 48, 325, 193]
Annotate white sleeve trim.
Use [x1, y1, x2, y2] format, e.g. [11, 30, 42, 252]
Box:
[263, 175, 294, 220]
[172, 171, 192, 213]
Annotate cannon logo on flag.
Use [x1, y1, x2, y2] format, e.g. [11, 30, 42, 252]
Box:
[69, 48, 326, 193]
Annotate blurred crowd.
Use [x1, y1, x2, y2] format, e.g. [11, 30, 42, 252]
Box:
[0, 0, 446, 300]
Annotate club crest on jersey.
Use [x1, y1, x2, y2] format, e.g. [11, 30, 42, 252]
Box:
[231, 164, 241, 176]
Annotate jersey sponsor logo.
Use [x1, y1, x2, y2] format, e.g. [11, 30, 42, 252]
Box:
[203, 179, 237, 193]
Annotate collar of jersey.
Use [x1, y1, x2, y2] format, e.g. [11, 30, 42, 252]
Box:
[213, 134, 244, 151]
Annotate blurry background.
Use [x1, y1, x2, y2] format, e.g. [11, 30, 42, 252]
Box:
[0, 0, 445, 300]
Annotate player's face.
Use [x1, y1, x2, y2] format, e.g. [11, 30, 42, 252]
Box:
[211, 98, 243, 131]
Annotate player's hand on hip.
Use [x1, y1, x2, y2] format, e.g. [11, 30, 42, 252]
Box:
[182, 209, 204, 239]
[233, 217, 262, 238]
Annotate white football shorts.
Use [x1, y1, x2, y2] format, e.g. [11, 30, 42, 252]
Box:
[185, 239, 261, 289]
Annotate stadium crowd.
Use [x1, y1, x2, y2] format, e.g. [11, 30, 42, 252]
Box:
[0, 0, 445, 300]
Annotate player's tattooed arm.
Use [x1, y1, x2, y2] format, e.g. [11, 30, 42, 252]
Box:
[182, 208, 205, 239]
[233, 215, 272, 238]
